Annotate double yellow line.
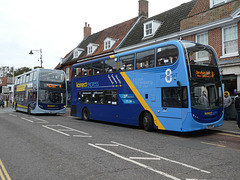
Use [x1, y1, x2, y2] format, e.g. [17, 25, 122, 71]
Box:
[0, 159, 11, 180]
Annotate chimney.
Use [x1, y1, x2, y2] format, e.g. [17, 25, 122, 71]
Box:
[139, 0, 148, 18]
[84, 22, 91, 39]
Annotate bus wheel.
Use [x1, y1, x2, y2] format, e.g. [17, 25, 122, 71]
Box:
[142, 112, 154, 131]
[27, 105, 31, 114]
[82, 108, 90, 120]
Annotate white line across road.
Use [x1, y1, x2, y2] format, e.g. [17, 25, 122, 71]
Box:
[89, 141, 210, 180]
[42, 124, 92, 137]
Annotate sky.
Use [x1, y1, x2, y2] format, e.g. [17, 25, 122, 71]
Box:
[0, 0, 191, 70]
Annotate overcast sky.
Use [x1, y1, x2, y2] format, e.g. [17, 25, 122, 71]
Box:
[0, 0, 191, 70]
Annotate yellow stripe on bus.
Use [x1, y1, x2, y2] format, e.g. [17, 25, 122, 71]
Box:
[120, 72, 165, 130]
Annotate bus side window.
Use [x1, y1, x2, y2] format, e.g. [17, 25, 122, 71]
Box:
[119, 54, 134, 71]
[26, 74, 30, 82]
[93, 61, 104, 75]
[73, 66, 81, 78]
[105, 58, 118, 73]
[82, 64, 92, 76]
[92, 91, 103, 104]
[162, 86, 188, 108]
[104, 90, 118, 105]
[81, 91, 91, 104]
[29, 73, 33, 82]
[157, 45, 179, 67]
[136, 49, 155, 69]
[33, 71, 37, 81]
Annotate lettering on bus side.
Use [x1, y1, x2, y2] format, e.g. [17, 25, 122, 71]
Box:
[76, 81, 99, 88]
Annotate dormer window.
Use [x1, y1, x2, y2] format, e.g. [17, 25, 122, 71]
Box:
[73, 48, 84, 59]
[210, 0, 232, 8]
[143, 20, 162, 38]
[104, 37, 117, 50]
[87, 43, 99, 55]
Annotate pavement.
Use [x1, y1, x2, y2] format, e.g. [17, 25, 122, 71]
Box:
[2, 107, 240, 135]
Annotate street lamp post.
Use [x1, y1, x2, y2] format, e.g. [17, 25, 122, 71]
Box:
[29, 48, 43, 68]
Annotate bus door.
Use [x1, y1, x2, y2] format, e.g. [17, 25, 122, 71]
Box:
[158, 86, 188, 129]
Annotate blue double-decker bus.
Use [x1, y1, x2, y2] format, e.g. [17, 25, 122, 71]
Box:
[14, 69, 67, 114]
[71, 40, 223, 132]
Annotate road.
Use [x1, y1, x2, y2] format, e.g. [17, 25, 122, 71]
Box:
[0, 108, 240, 180]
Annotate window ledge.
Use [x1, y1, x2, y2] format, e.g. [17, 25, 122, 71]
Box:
[220, 53, 239, 59]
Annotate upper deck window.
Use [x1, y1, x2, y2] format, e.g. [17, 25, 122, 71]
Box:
[136, 49, 155, 69]
[119, 54, 134, 71]
[156, 45, 178, 67]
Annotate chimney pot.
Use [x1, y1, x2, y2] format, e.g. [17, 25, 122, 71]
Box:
[84, 22, 91, 39]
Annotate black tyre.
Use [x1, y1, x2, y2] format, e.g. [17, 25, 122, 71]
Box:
[142, 112, 154, 131]
[82, 108, 90, 120]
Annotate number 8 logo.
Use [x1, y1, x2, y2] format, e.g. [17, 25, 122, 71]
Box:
[165, 69, 172, 83]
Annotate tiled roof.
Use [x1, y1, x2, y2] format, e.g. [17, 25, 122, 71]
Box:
[119, 0, 197, 49]
[62, 17, 139, 65]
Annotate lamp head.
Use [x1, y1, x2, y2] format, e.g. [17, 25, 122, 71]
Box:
[29, 50, 34, 55]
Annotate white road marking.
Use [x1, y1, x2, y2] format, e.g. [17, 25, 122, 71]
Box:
[20, 117, 34, 123]
[9, 114, 17, 117]
[31, 117, 49, 123]
[42, 125, 70, 136]
[111, 141, 210, 174]
[42, 124, 91, 137]
[129, 157, 161, 160]
[88, 143, 181, 180]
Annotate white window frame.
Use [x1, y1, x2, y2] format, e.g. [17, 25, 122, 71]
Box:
[221, 24, 238, 58]
[73, 48, 84, 59]
[143, 20, 162, 39]
[210, 0, 232, 8]
[104, 37, 116, 50]
[87, 43, 99, 55]
[196, 32, 209, 61]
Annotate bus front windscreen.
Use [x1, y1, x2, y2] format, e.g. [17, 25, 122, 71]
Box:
[38, 70, 66, 105]
[190, 81, 223, 110]
[183, 42, 223, 110]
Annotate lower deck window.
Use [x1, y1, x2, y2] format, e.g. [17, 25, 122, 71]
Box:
[104, 90, 118, 105]
[162, 86, 188, 108]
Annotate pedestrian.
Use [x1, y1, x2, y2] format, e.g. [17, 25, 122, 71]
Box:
[0, 98, 4, 109]
[224, 91, 232, 120]
[234, 91, 240, 131]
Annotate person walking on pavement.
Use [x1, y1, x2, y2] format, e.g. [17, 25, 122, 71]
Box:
[0, 98, 4, 109]
[234, 91, 240, 131]
[224, 91, 232, 120]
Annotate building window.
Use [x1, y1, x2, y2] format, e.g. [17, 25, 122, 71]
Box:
[145, 22, 152, 36]
[210, 0, 232, 8]
[73, 48, 84, 59]
[87, 43, 99, 55]
[143, 20, 162, 38]
[88, 46, 93, 54]
[104, 37, 116, 50]
[196, 32, 209, 61]
[222, 25, 238, 57]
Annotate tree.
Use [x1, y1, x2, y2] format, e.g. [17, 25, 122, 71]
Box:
[14, 67, 32, 76]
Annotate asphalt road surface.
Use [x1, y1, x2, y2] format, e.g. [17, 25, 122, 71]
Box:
[0, 108, 240, 180]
